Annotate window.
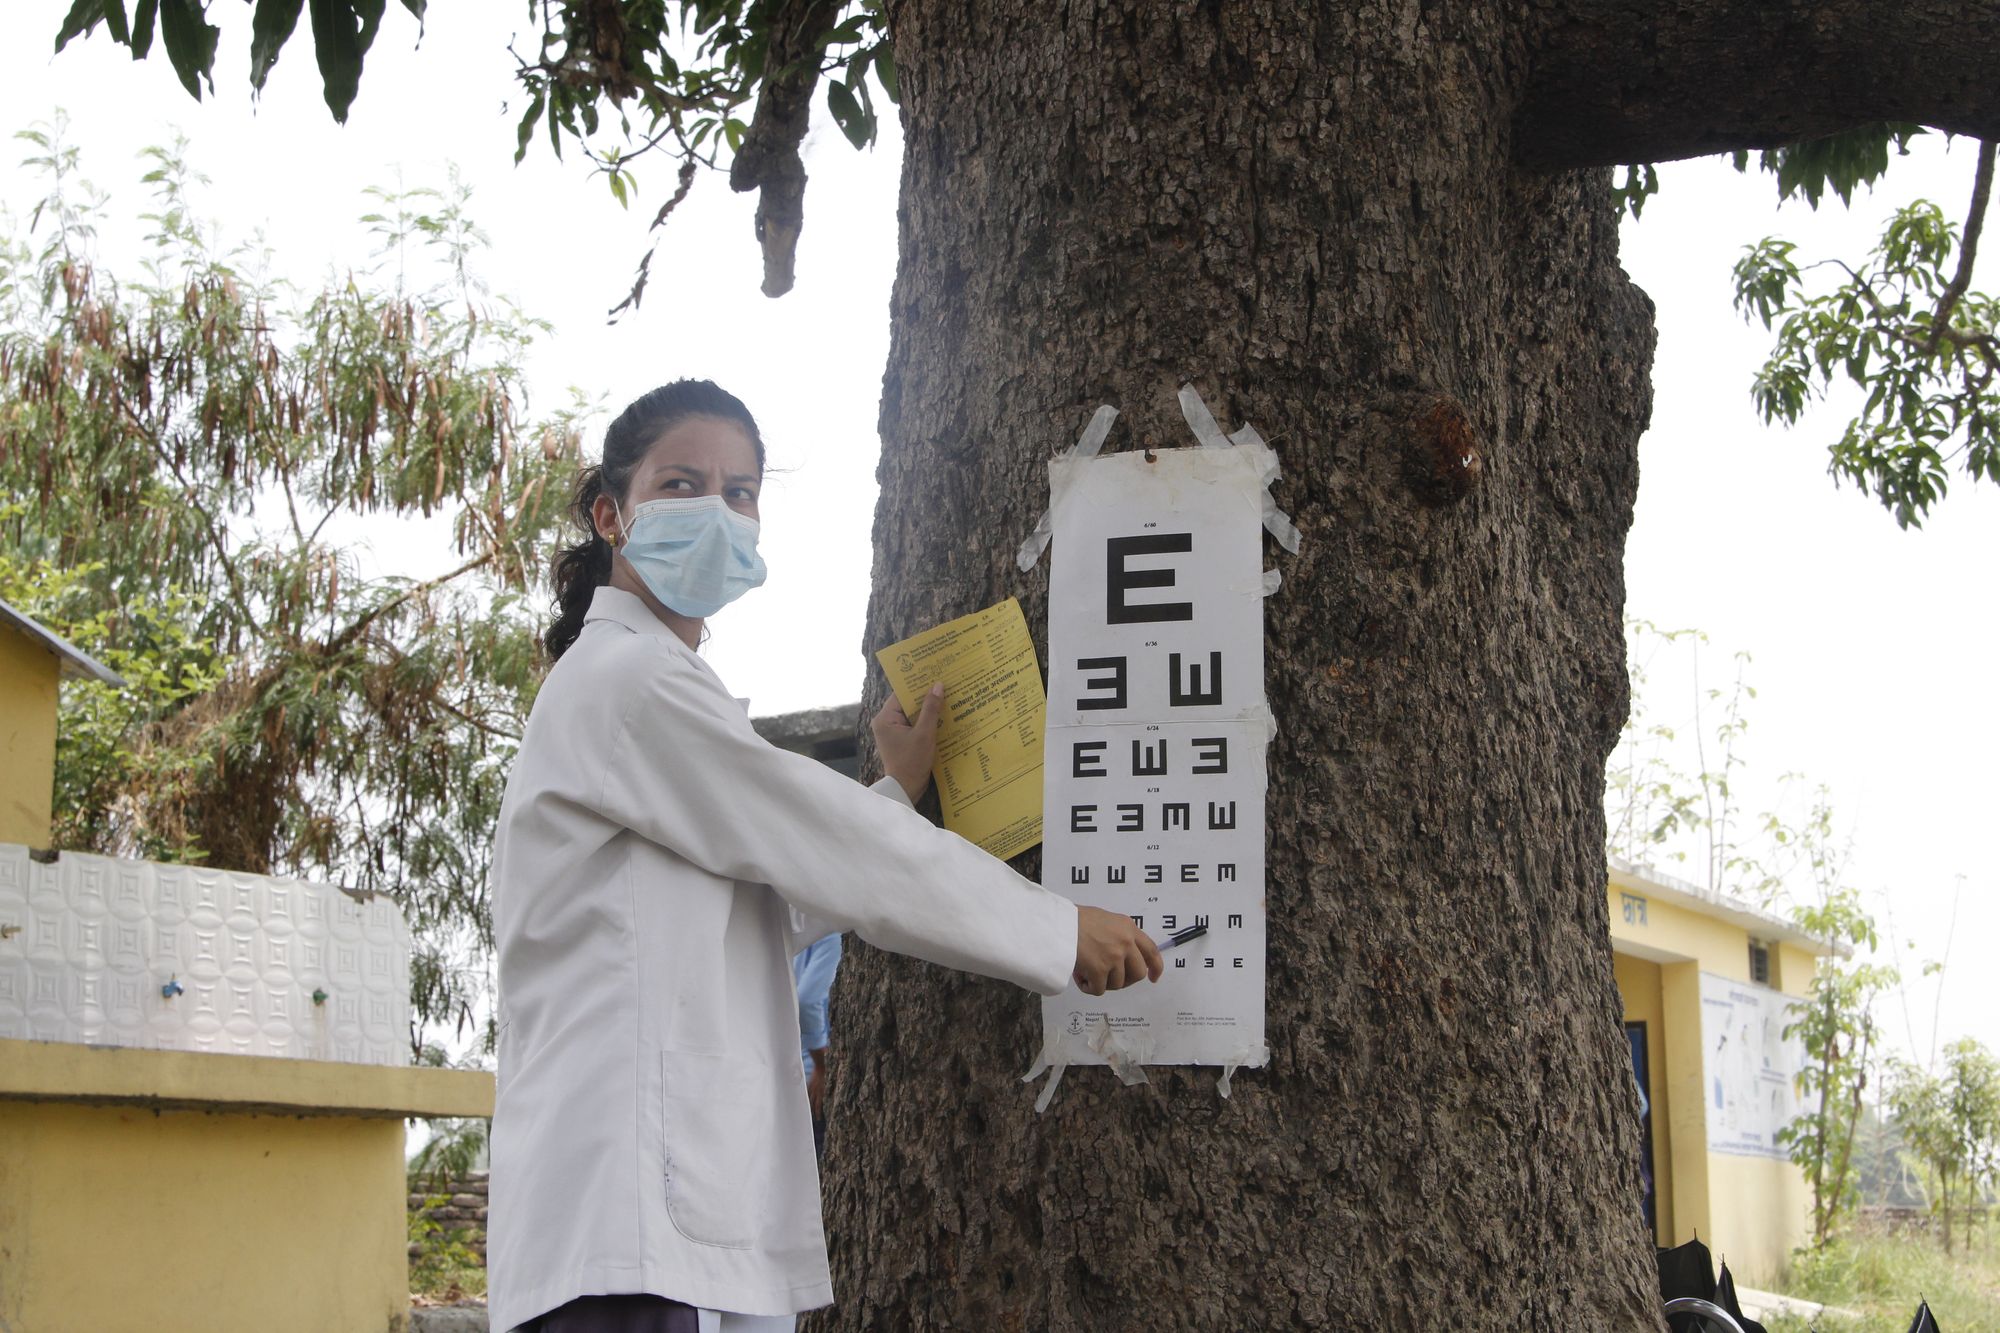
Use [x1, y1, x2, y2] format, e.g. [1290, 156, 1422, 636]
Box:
[1749, 940, 1771, 986]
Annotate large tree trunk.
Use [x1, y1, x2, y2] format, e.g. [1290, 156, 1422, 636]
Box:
[825, 3, 1660, 1327]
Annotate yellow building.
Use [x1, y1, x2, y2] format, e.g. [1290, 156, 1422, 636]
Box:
[0, 600, 497, 1332]
[1609, 858, 1833, 1283]
[0, 597, 123, 847]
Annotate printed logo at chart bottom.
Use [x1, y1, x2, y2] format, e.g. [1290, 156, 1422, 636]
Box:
[1066, 1010, 1085, 1035]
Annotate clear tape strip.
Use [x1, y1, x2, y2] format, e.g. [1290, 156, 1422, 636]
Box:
[1026, 1032, 1268, 1107]
[1240, 700, 1279, 744]
[1072, 403, 1120, 460]
[1178, 382, 1234, 449]
[1180, 384, 1302, 552]
[1020, 391, 1302, 569]
[1015, 405, 1120, 571]
[1088, 1016, 1153, 1087]
[1216, 1040, 1271, 1100]
[1021, 1034, 1070, 1114]
[1263, 502, 1303, 554]
[1034, 1057, 1069, 1113]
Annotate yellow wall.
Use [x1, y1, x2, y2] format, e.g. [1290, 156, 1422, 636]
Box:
[1706, 1152, 1812, 1286]
[0, 1100, 408, 1333]
[1773, 942, 1817, 997]
[0, 625, 59, 847]
[0, 1039, 495, 1333]
[1659, 962, 1712, 1254]
[1607, 877, 1822, 1284]
[1610, 881, 1756, 982]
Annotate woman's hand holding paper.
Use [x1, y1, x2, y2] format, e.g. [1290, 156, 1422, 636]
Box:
[872, 683, 945, 802]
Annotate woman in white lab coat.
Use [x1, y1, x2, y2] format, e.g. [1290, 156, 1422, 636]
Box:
[487, 380, 1160, 1333]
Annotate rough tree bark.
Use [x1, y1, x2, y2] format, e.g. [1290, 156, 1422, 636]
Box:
[814, 3, 1996, 1328]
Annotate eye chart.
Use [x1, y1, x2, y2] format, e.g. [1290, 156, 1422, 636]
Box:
[1036, 432, 1280, 1076]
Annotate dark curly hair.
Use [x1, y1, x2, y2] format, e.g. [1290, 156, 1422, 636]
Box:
[544, 380, 766, 661]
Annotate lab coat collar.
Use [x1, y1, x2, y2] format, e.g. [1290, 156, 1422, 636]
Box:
[583, 584, 725, 685]
[585, 584, 684, 640]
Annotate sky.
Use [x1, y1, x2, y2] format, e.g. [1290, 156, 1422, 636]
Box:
[2, 5, 1992, 1069]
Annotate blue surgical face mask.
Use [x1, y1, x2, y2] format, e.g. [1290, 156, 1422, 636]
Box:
[618, 494, 768, 619]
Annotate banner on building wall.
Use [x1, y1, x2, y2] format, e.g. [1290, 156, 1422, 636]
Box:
[1699, 970, 1807, 1159]
[1036, 443, 1276, 1073]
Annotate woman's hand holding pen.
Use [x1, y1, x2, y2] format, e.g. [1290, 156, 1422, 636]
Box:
[1074, 907, 1164, 995]
[872, 683, 945, 803]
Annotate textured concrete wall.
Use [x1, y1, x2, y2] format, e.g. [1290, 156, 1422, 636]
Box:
[0, 843, 411, 1062]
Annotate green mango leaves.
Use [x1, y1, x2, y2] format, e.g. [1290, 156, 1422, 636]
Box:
[57, 0, 427, 121]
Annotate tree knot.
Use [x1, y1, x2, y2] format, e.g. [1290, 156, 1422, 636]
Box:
[1409, 395, 1484, 505]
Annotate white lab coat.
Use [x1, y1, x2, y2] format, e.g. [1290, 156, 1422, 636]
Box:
[487, 586, 1078, 1331]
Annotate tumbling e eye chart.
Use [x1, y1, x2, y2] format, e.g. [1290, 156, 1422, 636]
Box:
[1021, 386, 1300, 1109]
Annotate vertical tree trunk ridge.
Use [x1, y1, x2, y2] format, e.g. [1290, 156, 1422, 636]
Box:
[828, 4, 1661, 1328]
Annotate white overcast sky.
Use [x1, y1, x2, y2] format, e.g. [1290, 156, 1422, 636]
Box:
[4, 4, 1992, 1068]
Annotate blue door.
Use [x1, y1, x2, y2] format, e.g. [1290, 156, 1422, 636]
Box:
[1627, 1021, 1657, 1236]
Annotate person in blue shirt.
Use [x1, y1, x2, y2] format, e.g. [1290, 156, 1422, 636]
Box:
[792, 934, 842, 1157]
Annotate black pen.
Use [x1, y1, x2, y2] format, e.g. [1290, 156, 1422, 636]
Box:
[1158, 924, 1207, 950]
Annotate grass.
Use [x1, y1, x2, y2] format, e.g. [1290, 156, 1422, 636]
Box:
[409, 1248, 487, 1305]
[396, 1209, 1999, 1319]
[408, 1193, 488, 1304]
[1758, 1223, 2000, 1332]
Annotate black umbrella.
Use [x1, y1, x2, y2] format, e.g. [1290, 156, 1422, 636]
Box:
[1906, 1298, 1941, 1333]
[1656, 1237, 1767, 1333]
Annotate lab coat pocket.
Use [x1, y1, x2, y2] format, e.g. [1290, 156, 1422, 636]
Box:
[660, 1047, 773, 1250]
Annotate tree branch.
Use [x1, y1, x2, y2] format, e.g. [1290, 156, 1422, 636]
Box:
[324, 550, 495, 655]
[727, 0, 843, 298]
[433, 692, 523, 744]
[279, 463, 309, 551]
[120, 398, 259, 632]
[1518, 0, 2000, 170]
[1925, 139, 1996, 355]
[608, 157, 699, 323]
[1824, 1019, 1870, 1237]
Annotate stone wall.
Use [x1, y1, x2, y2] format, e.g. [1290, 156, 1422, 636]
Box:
[409, 1170, 488, 1264]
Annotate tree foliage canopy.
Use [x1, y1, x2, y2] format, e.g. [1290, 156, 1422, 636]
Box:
[54, 0, 896, 304]
[54, 2, 2000, 527]
[1780, 884, 1898, 1251]
[1733, 142, 1998, 527]
[1618, 124, 1999, 528]
[1888, 1038, 2000, 1254]
[0, 118, 585, 1052]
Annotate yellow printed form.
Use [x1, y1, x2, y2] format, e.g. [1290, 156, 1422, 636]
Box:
[875, 598, 1045, 859]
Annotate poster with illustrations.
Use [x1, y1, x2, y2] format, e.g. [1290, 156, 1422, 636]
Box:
[1699, 971, 1806, 1159]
